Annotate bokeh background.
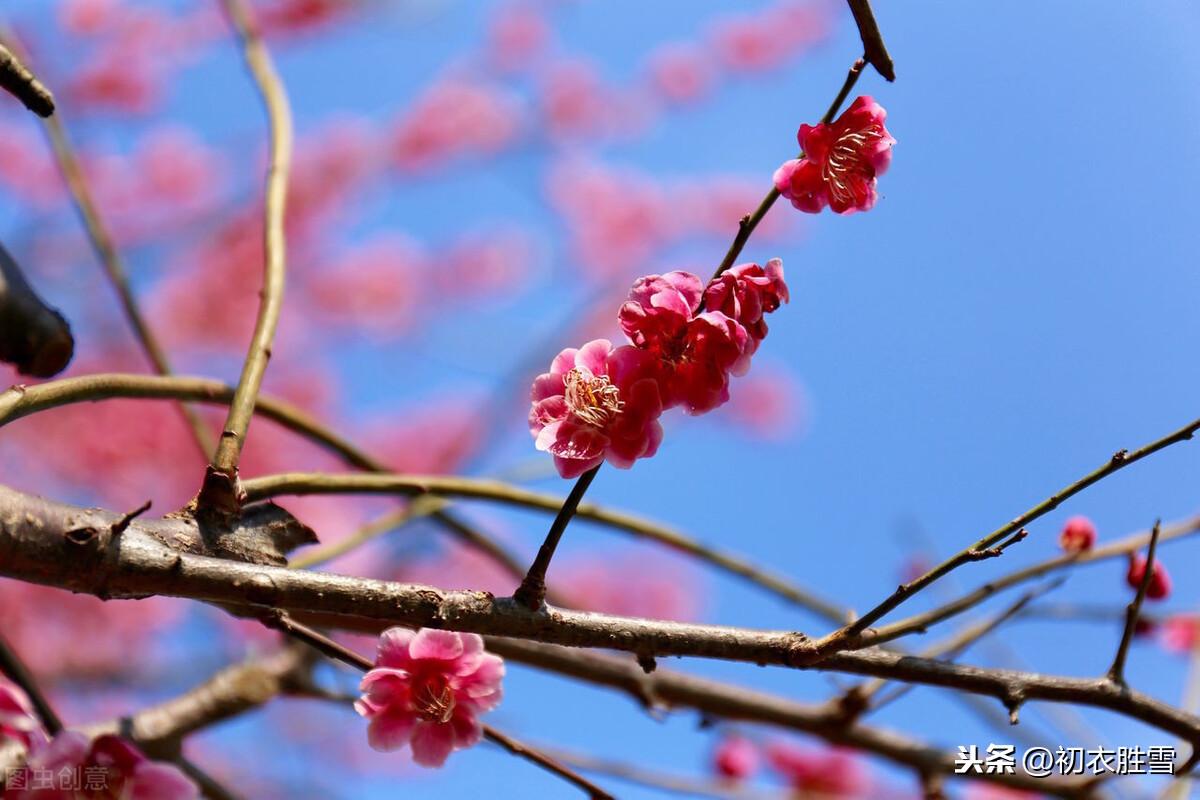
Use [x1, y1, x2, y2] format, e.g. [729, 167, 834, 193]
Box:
[2, 0, 1200, 797]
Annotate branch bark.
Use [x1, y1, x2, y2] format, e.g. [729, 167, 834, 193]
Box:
[2, 482, 1196, 761]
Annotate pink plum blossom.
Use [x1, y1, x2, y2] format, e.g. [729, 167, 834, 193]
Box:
[1058, 515, 1097, 553]
[766, 742, 868, 797]
[529, 339, 665, 478]
[712, 736, 759, 781]
[355, 628, 504, 767]
[774, 95, 895, 214]
[1127, 554, 1172, 600]
[6, 732, 197, 799]
[703, 258, 789, 358]
[0, 677, 40, 749]
[618, 269, 783, 415]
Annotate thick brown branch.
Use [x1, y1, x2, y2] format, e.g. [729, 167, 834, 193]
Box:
[0, 243, 72, 377]
[2, 483, 1197, 757]
[201, 0, 294, 511]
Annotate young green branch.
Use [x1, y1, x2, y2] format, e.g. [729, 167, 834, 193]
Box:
[200, 0, 295, 514]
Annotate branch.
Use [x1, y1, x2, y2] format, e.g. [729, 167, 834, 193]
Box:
[201, 0, 295, 513]
[513, 465, 599, 610]
[845, 0, 896, 81]
[1107, 520, 1161, 686]
[862, 513, 1200, 647]
[82, 647, 312, 755]
[0, 41, 53, 116]
[485, 638, 1091, 798]
[0, 242, 73, 377]
[836, 416, 1200, 639]
[3, 483, 1197, 756]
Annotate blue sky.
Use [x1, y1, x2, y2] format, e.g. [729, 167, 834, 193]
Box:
[4, 1, 1200, 797]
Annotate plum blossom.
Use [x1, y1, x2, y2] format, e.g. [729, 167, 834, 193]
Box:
[355, 628, 504, 767]
[766, 742, 868, 797]
[617, 271, 744, 413]
[619, 266, 791, 415]
[712, 736, 759, 781]
[703, 259, 789, 358]
[6, 732, 197, 799]
[1059, 515, 1097, 553]
[774, 95, 895, 214]
[529, 339, 665, 478]
[0, 678, 40, 749]
[1127, 554, 1172, 600]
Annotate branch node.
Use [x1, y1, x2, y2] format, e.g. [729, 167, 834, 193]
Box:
[111, 499, 152, 536]
[636, 652, 657, 674]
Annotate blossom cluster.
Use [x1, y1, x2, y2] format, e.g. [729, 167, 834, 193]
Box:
[530, 260, 788, 477]
[1, 677, 196, 799]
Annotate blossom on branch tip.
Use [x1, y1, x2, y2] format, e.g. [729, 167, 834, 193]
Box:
[355, 628, 504, 768]
[1058, 515, 1097, 553]
[529, 339, 665, 478]
[1126, 554, 1171, 600]
[774, 96, 894, 214]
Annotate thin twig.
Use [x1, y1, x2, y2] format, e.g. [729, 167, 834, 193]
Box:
[0, 633, 63, 734]
[263, 614, 613, 799]
[513, 465, 599, 609]
[174, 756, 244, 800]
[845, 0, 895, 81]
[0, 41, 54, 116]
[862, 514, 1200, 647]
[1108, 520, 1162, 686]
[835, 417, 1200, 640]
[200, 0, 294, 513]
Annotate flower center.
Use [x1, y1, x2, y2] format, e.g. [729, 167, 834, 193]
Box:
[563, 368, 624, 427]
[412, 675, 456, 724]
[823, 126, 882, 204]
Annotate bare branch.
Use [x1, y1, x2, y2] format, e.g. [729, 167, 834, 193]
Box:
[845, 0, 896, 81]
[837, 417, 1200, 639]
[1107, 520, 1161, 686]
[201, 0, 295, 513]
[2, 482, 1197, 757]
[513, 465, 599, 610]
